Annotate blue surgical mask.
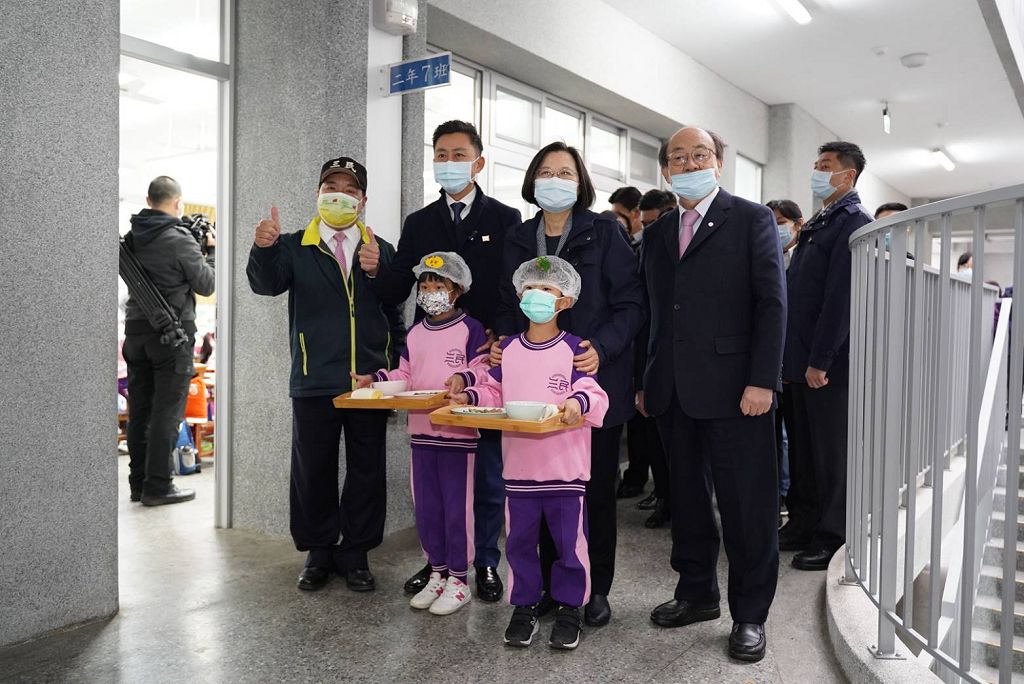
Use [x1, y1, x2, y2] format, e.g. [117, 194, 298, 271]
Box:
[811, 169, 841, 199]
[778, 227, 791, 248]
[433, 160, 476, 195]
[960, 268, 973, 279]
[534, 178, 578, 212]
[519, 289, 560, 324]
[670, 168, 718, 201]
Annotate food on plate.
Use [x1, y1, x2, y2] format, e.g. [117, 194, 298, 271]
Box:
[351, 388, 383, 400]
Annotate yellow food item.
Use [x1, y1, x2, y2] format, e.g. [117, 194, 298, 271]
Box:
[351, 388, 383, 399]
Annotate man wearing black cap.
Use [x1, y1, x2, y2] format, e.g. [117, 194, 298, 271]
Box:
[247, 157, 406, 592]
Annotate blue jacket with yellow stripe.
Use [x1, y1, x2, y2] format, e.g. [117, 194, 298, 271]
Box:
[247, 217, 406, 398]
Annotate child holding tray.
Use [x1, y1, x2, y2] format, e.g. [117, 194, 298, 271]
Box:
[352, 251, 488, 615]
[446, 256, 608, 650]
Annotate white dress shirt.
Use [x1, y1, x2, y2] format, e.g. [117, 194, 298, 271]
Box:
[320, 221, 360, 272]
[445, 184, 477, 222]
[678, 186, 721, 237]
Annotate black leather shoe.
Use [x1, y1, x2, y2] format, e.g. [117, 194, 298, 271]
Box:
[778, 525, 811, 551]
[403, 563, 432, 594]
[141, 485, 195, 506]
[584, 594, 611, 626]
[650, 598, 720, 628]
[636, 492, 657, 510]
[536, 591, 556, 617]
[130, 490, 142, 503]
[297, 566, 331, 591]
[345, 568, 376, 592]
[645, 500, 670, 529]
[616, 481, 644, 499]
[792, 547, 836, 571]
[475, 566, 503, 602]
[729, 622, 766, 662]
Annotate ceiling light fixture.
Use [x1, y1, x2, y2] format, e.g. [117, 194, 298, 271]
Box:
[900, 52, 929, 69]
[775, 0, 812, 25]
[932, 148, 956, 172]
[882, 103, 891, 134]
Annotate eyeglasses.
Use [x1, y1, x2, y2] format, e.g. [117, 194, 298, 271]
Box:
[666, 147, 715, 167]
[536, 168, 578, 180]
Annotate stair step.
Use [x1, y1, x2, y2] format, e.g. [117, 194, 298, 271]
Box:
[998, 464, 1024, 490]
[974, 593, 1024, 637]
[985, 538, 1024, 573]
[971, 626, 1024, 671]
[991, 511, 1024, 542]
[996, 486, 1024, 517]
[970, 661, 1024, 683]
[979, 565, 1024, 602]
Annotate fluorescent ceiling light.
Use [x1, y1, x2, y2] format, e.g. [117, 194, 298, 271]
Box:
[775, 0, 812, 25]
[882, 104, 891, 134]
[932, 148, 955, 171]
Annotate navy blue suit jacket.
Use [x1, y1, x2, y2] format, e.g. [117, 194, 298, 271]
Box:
[640, 188, 787, 420]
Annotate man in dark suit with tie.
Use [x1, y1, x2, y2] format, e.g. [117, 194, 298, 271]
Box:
[359, 120, 522, 603]
[640, 127, 786, 663]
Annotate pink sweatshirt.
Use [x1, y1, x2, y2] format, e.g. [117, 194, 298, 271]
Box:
[459, 331, 609, 497]
[376, 312, 489, 449]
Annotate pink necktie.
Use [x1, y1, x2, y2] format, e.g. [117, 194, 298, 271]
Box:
[679, 209, 700, 258]
[334, 232, 349, 276]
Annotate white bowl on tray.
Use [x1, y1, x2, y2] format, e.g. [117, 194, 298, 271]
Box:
[371, 380, 408, 396]
[504, 401, 558, 421]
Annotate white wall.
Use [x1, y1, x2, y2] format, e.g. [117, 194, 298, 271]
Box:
[364, 14, 404, 245]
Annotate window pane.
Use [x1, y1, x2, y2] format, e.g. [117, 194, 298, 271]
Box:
[119, 55, 218, 235]
[494, 87, 538, 146]
[424, 67, 477, 145]
[590, 122, 622, 177]
[734, 155, 763, 203]
[121, 0, 221, 61]
[630, 139, 659, 185]
[544, 105, 581, 148]
[492, 163, 532, 219]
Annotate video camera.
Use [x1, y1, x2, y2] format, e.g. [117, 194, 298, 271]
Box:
[182, 213, 215, 256]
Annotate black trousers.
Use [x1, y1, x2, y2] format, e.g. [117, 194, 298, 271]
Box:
[785, 382, 849, 549]
[290, 397, 389, 571]
[656, 395, 779, 624]
[623, 413, 669, 499]
[541, 423, 623, 597]
[123, 332, 194, 496]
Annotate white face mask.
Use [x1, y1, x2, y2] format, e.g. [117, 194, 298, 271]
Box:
[416, 289, 454, 316]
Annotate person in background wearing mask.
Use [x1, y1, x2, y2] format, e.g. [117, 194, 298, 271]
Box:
[957, 251, 974, 278]
[780, 142, 873, 573]
[764, 199, 803, 528]
[247, 157, 406, 593]
[607, 186, 643, 244]
[359, 120, 522, 603]
[641, 127, 785, 663]
[123, 175, 215, 506]
[494, 141, 645, 628]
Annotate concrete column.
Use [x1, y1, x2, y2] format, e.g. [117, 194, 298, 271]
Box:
[0, 0, 119, 646]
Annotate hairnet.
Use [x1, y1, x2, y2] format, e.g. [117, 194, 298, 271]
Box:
[511, 255, 581, 300]
[412, 251, 472, 292]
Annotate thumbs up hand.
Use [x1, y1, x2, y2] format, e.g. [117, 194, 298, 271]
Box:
[254, 205, 281, 248]
[358, 224, 380, 276]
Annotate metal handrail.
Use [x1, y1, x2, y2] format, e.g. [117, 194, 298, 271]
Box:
[845, 186, 1024, 684]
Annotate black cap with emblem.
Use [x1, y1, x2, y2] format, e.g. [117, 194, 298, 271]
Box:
[319, 157, 367, 190]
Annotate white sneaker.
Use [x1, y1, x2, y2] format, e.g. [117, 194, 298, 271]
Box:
[428, 575, 472, 615]
[410, 572, 446, 609]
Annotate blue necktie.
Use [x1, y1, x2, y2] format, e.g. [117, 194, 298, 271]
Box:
[451, 202, 465, 226]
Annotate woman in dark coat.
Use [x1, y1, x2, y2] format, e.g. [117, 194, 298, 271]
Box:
[493, 141, 646, 627]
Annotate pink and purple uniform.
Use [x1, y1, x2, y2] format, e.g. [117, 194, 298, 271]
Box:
[458, 330, 608, 608]
[375, 312, 489, 582]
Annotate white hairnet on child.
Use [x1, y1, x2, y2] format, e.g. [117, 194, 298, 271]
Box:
[412, 251, 473, 292]
[512, 255, 582, 300]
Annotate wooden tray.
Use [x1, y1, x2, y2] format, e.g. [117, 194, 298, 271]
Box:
[333, 391, 449, 410]
[429, 405, 583, 434]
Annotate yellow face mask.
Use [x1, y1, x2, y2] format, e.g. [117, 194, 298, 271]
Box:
[318, 192, 361, 228]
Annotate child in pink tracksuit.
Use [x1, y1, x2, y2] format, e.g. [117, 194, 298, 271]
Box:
[353, 251, 488, 615]
[448, 256, 608, 650]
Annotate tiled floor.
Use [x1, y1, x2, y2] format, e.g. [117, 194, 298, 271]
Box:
[0, 455, 846, 683]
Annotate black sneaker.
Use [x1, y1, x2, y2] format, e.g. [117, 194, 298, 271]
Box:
[503, 605, 539, 647]
[549, 605, 582, 650]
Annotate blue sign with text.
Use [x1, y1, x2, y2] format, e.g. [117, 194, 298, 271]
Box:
[387, 52, 451, 96]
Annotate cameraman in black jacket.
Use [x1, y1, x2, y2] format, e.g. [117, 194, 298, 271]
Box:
[123, 176, 215, 506]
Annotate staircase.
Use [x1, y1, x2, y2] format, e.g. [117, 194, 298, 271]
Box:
[972, 463, 1024, 683]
